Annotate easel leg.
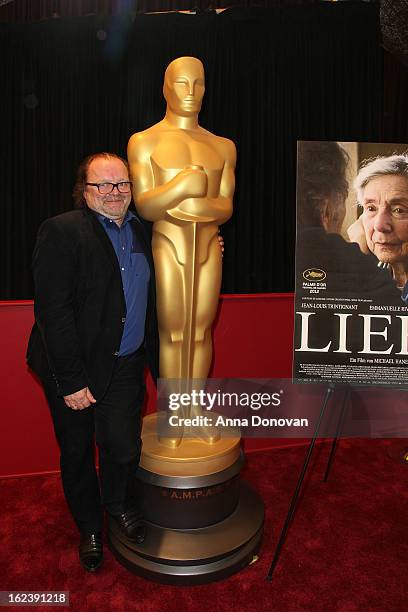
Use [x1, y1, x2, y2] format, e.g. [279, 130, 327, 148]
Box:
[323, 387, 350, 483]
[266, 385, 335, 581]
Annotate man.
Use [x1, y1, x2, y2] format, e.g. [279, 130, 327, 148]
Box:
[26, 152, 159, 572]
[349, 154, 408, 301]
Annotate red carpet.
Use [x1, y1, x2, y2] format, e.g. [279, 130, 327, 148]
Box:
[1, 440, 407, 611]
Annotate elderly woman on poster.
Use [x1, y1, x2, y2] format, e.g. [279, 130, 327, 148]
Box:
[349, 154, 408, 303]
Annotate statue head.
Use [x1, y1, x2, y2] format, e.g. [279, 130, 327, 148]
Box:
[163, 56, 205, 117]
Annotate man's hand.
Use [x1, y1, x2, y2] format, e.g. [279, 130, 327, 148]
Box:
[347, 217, 369, 254]
[217, 232, 224, 256]
[64, 387, 96, 410]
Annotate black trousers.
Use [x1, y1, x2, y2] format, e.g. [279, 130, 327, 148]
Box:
[42, 349, 146, 535]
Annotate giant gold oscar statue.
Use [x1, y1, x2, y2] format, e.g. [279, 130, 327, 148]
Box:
[108, 57, 264, 584]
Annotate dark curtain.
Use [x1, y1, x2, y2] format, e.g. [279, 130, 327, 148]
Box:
[1, 4, 383, 298]
[0, 1, 319, 22]
[383, 51, 408, 142]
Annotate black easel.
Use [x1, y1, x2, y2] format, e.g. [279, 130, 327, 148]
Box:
[323, 387, 350, 482]
[266, 383, 351, 581]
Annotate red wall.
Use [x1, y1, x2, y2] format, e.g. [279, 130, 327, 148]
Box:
[0, 294, 295, 478]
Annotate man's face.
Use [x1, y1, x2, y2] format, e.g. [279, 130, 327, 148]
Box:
[360, 174, 408, 265]
[164, 58, 205, 117]
[84, 157, 131, 223]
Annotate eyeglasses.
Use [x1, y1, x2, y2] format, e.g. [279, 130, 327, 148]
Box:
[86, 181, 132, 194]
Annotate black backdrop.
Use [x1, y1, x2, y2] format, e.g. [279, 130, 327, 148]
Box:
[0, 4, 388, 298]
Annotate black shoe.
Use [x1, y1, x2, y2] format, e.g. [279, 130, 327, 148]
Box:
[110, 509, 146, 544]
[79, 532, 103, 572]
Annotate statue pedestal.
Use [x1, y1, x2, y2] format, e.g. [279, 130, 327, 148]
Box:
[108, 414, 264, 584]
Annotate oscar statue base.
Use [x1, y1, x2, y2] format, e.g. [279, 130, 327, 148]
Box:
[386, 439, 408, 465]
[108, 414, 264, 584]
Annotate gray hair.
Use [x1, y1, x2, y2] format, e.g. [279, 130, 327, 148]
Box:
[297, 141, 349, 229]
[354, 154, 408, 204]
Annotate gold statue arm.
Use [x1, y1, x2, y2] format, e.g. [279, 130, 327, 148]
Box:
[128, 135, 236, 225]
[135, 167, 208, 223]
[128, 136, 207, 223]
[179, 141, 237, 225]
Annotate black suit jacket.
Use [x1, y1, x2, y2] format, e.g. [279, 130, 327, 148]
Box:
[27, 206, 159, 399]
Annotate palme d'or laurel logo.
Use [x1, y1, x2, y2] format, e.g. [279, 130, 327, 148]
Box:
[302, 268, 327, 281]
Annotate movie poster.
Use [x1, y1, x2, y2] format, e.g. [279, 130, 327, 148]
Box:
[293, 141, 408, 386]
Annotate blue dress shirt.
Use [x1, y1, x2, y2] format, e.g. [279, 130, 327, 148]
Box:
[97, 211, 150, 356]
